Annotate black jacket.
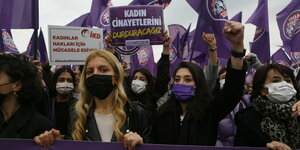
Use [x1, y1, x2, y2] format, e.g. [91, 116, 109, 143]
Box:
[69, 101, 152, 143]
[234, 107, 272, 147]
[0, 106, 52, 138]
[153, 61, 247, 145]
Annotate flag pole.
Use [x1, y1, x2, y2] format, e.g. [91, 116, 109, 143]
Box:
[33, 0, 39, 60]
[189, 47, 195, 62]
[33, 29, 38, 60]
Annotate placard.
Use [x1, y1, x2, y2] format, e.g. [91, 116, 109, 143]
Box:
[110, 6, 164, 46]
[48, 25, 103, 65]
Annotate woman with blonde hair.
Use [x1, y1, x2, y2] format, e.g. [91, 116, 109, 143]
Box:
[34, 50, 151, 150]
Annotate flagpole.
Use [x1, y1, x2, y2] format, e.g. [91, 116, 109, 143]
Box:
[33, 29, 38, 60]
[189, 47, 195, 62]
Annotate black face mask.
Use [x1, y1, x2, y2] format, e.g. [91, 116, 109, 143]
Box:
[85, 74, 114, 100]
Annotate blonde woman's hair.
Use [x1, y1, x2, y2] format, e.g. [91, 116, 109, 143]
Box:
[72, 50, 127, 141]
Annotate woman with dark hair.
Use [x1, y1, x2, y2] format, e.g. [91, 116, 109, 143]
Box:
[153, 21, 247, 145]
[50, 67, 77, 135]
[0, 53, 51, 138]
[234, 63, 300, 149]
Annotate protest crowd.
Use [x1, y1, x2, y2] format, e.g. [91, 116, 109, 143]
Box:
[0, 0, 300, 150]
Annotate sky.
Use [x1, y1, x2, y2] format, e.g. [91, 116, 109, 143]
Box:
[11, 0, 291, 62]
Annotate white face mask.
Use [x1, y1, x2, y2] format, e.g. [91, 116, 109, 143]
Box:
[56, 82, 74, 95]
[219, 79, 225, 89]
[264, 81, 296, 103]
[131, 79, 147, 94]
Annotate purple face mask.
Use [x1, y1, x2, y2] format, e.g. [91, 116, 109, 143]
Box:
[171, 84, 195, 103]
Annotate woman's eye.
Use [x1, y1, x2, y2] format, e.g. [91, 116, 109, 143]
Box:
[185, 79, 192, 82]
[174, 79, 180, 82]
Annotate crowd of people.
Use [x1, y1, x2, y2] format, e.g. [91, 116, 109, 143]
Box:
[0, 21, 299, 150]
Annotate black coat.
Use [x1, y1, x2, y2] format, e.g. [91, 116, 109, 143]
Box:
[69, 101, 152, 143]
[234, 107, 273, 147]
[0, 106, 52, 138]
[153, 62, 247, 145]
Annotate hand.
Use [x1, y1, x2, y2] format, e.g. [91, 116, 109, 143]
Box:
[162, 31, 171, 55]
[291, 101, 300, 118]
[105, 33, 115, 54]
[223, 21, 244, 51]
[266, 141, 291, 150]
[120, 131, 143, 150]
[34, 129, 62, 147]
[202, 33, 217, 50]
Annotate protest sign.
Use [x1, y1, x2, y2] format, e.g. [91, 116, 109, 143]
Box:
[48, 25, 103, 65]
[110, 5, 164, 46]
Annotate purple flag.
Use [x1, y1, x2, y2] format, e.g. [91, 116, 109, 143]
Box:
[38, 29, 48, 63]
[246, 0, 270, 63]
[0, 0, 39, 29]
[169, 33, 182, 76]
[230, 11, 242, 23]
[67, 13, 91, 27]
[271, 48, 292, 67]
[276, 0, 300, 52]
[129, 0, 172, 9]
[87, 0, 112, 30]
[186, 0, 231, 66]
[0, 29, 19, 54]
[22, 31, 35, 60]
[130, 45, 157, 76]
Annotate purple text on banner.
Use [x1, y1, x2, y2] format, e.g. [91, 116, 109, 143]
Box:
[109, 6, 164, 46]
[0, 139, 270, 150]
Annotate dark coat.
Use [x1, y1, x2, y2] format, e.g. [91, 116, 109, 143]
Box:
[0, 106, 52, 138]
[153, 62, 247, 146]
[234, 107, 273, 147]
[69, 101, 152, 143]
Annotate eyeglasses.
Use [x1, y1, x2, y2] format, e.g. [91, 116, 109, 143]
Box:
[0, 82, 11, 86]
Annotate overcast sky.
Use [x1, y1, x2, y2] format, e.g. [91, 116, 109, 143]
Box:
[11, 0, 291, 62]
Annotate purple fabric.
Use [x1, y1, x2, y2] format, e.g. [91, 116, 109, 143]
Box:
[171, 84, 195, 102]
[38, 29, 49, 63]
[230, 11, 242, 23]
[186, 0, 231, 66]
[246, 0, 270, 63]
[130, 45, 157, 76]
[169, 33, 182, 77]
[129, 0, 172, 9]
[0, 139, 269, 150]
[276, 0, 300, 52]
[87, 0, 111, 30]
[0, 29, 19, 54]
[0, 0, 39, 29]
[67, 13, 91, 27]
[271, 48, 292, 67]
[22, 31, 35, 60]
[168, 24, 187, 57]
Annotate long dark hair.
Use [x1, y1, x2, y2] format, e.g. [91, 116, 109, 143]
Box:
[52, 67, 75, 98]
[158, 62, 213, 120]
[0, 53, 43, 108]
[251, 63, 299, 101]
[129, 68, 157, 112]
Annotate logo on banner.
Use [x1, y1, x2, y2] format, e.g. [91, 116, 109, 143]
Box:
[293, 52, 300, 63]
[100, 1, 113, 27]
[2, 30, 18, 51]
[207, 0, 228, 21]
[147, 0, 170, 9]
[169, 45, 177, 63]
[137, 48, 149, 65]
[114, 46, 141, 55]
[283, 10, 300, 40]
[275, 60, 290, 67]
[253, 27, 265, 42]
[81, 29, 90, 38]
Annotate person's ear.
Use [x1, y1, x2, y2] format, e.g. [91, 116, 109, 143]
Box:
[12, 81, 22, 93]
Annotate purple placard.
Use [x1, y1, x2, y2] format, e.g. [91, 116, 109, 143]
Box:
[109, 6, 164, 46]
[0, 139, 269, 150]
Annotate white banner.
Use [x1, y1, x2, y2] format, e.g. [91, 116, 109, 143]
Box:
[48, 25, 103, 65]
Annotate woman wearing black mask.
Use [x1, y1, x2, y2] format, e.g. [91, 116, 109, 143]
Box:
[34, 50, 151, 150]
[0, 53, 51, 138]
[153, 21, 247, 145]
